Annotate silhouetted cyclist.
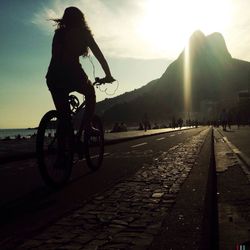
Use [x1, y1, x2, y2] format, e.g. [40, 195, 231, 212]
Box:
[46, 6, 115, 153]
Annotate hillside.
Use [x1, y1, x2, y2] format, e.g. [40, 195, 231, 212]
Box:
[96, 79, 158, 115]
[96, 30, 250, 125]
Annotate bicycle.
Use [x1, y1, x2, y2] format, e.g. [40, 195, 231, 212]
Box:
[36, 77, 108, 188]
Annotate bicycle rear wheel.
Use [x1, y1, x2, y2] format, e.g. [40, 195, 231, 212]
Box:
[84, 115, 104, 171]
[36, 110, 73, 188]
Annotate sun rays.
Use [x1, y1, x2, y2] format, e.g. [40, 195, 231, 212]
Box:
[184, 42, 192, 115]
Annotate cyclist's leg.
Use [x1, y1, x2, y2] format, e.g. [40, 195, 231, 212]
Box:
[71, 65, 97, 133]
[50, 89, 73, 152]
[76, 80, 96, 131]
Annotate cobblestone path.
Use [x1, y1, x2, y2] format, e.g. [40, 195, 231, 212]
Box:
[18, 128, 209, 250]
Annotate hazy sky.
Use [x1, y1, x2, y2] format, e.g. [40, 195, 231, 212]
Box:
[1, 0, 250, 128]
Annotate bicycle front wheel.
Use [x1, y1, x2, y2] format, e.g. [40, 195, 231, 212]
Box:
[36, 110, 73, 188]
[84, 115, 104, 171]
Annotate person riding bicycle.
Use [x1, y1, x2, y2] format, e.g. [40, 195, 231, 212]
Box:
[46, 6, 115, 153]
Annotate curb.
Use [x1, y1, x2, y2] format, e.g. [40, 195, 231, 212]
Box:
[215, 128, 250, 169]
[200, 127, 219, 250]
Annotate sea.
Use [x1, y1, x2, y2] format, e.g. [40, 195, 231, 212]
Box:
[0, 125, 140, 140]
[0, 129, 37, 140]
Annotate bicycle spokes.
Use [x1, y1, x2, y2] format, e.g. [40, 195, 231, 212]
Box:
[84, 116, 104, 171]
[36, 111, 73, 188]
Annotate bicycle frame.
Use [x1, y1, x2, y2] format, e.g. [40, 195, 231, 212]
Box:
[69, 79, 104, 137]
[36, 78, 108, 187]
[69, 96, 86, 138]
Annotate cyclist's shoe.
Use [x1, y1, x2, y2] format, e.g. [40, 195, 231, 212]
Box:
[85, 126, 101, 136]
[75, 140, 84, 159]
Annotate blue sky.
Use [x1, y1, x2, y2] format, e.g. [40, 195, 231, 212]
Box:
[1, 0, 250, 128]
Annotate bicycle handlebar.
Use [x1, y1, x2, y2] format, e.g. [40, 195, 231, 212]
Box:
[93, 77, 115, 86]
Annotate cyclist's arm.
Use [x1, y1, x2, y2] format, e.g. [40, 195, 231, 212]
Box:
[87, 34, 113, 81]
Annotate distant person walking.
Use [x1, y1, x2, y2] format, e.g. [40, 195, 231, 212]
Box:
[236, 111, 241, 129]
[177, 118, 183, 129]
[143, 113, 149, 132]
[172, 116, 176, 129]
[46, 7, 115, 141]
[220, 109, 228, 131]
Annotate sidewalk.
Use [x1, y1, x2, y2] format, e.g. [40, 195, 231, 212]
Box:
[14, 127, 213, 250]
[216, 125, 250, 169]
[214, 128, 250, 249]
[0, 127, 191, 164]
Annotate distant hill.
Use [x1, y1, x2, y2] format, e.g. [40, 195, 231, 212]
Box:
[96, 30, 250, 125]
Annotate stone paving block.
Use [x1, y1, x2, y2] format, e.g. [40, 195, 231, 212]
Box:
[17, 239, 43, 249]
[56, 242, 84, 250]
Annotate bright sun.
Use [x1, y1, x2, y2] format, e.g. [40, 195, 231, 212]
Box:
[137, 0, 232, 58]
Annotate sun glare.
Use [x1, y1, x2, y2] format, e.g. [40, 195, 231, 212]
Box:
[184, 44, 191, 114]
[137, 0, 232, 58]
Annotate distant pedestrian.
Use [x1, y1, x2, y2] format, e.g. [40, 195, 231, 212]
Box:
[120, 122, 127, 132]
[172, 116, 176, 129]
[220, 109, 228, 131]
[138, 122, 144, 130]
[236, 112, 241, 129]
[177, 118, 183, 129]
[111, 122, 119, 132]
[143, 113, 149, 132]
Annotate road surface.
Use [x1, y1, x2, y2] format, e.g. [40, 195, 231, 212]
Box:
[0, 127, 208, 249]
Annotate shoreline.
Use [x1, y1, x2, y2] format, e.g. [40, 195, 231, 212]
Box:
[0, 128, 38, 141]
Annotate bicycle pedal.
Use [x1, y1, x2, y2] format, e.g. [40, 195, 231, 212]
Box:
[86, 127, 101, 136]
[75, 141, 84, 159]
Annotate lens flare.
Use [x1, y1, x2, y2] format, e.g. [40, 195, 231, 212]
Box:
[184, 42, 192, 116]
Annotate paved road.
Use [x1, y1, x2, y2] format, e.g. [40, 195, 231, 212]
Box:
[0, 127, 191, 163]
[0, 127, 208, 249]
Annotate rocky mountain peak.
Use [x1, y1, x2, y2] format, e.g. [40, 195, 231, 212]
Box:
[97, 31, 250, 125]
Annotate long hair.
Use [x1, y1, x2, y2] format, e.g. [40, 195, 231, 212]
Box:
[52, 7, 92, 57]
